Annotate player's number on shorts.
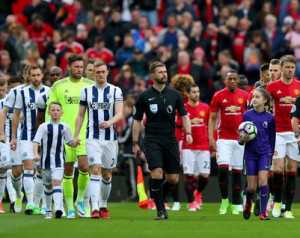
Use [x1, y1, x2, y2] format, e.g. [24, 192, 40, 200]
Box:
[111, 159, 115, 167]
[204, 161, 210, 169]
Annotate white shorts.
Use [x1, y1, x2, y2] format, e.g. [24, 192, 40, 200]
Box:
[42, 168, 64, 186]
[273, 132, 299, 161]
[0, 141, 11, 168]
[216, 139, 244, 170]
[20, 140, 34, 161]
[86, 139, 118, 169]
[11, 140, 22, 166]
[182, 149, 210, 175]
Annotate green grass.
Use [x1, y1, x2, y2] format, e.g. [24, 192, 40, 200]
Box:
[1, 203, 300, 238]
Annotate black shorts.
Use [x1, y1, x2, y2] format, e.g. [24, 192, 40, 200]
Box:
[144, 134, 180, 174]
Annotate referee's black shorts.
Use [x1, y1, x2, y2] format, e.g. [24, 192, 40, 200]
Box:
[144, 134, 180, 174]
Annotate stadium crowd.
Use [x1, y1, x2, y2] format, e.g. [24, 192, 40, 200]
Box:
[1, 0, 300, 220]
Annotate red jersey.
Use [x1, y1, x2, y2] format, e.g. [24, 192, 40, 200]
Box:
[182, 102, 210, 151]
[86, 47, 116, 67]
[266, 79, 300, 132]
[211, 88, 248, 140]
[175, 111, 183, 142]
[27, 23, 53, 55]
[247, 88, 255, 108]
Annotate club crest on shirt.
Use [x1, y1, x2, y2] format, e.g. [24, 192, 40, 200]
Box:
[6, 113, 12, 120]
[150, 104, 158, 114]
[199, 111, 205, 117]
[294, 89, 300, 95]
[274, 151, 278, 156]
[238, 98, 244, 104]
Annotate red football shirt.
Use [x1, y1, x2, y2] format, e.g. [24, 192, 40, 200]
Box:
[247, 88, 255, 108]
[266, 78, 300, 132]
[182, 102, 210, 150]
[86, 47, 116, 67]
[175, 110, 183, 142]
[211, 88, 248, 140]
[27, 23, 53, 54]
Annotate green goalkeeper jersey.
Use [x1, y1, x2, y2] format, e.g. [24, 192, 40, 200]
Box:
[47, 77, 94, 140]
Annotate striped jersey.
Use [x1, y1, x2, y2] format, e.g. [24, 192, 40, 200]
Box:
[37, 87, 51, 111]
[80, 83, 123, 140]
[0, 96, 12, 140]
[15, 85, 49, 141]
[33, 121, 73, 169]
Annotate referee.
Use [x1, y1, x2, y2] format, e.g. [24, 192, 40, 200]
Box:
[132, 61, 192, 220]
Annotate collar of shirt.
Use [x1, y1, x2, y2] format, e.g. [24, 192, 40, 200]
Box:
[151, 86, 168, 94]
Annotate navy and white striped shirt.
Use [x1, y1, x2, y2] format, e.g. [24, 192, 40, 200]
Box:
[0, 96, 12, 141]
[37, 88, 50, 111]
[15, 85, 49, 141]
[80, 83, 123, 140]
[33, 121, 73, 169]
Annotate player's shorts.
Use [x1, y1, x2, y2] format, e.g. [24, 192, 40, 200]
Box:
[86, 139, 118, 169]
[42, 168, 64, 186]
[144, 134, 180, 174]
[245, 154, 272, 176]
[20, 140, 35, 161]
[273, 132, 299, 161]
[216, 139, 244, 170]
[182, 149, 210, 175]
[0, 141, 11, 168]
[65, 141, 87, 163]
[11, 139, 22, 166]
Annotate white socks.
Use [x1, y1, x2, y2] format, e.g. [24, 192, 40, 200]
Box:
[89, 175, 100, 211]
[33, 172, 44, 207]
[99, 177, 112, 208]
[23, 170, 34, 205]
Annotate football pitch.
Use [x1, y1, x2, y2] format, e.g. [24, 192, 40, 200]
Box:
[1, 203, 300, 238]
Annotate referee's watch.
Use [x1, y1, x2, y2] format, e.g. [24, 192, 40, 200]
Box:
[132, 140, 139, 146]
[186, 132, 192, 136]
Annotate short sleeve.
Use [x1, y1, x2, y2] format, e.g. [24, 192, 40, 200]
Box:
[14, 90, 23, 110]
[115, 87, 123, 103]
[37, 93, 47, 111]
[210, 94, 219, 113]
[176, 92, 187, 117]
[64, 124, 73, 144]
[5, 89, 17, 109]
[290, 96, 300, 118]
[79, 88, 87, 107]
[133, 94, 145, 120]
[33, 124, 45, 144]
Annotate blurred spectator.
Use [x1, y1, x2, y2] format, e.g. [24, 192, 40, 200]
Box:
[43, 30, 62, 60]
[125, 7, 140, 30]
[55, 30, 84, 73]
[196, 0, 219, 25]
[0, 29, 19, 68]
[125, 48, 149, 78]
[44, 66, 64, 87]
[213, 64, 231, 92]
[133, 0, 158, 26]
[8, 22, 24, 45]
[215, 7, 230, 27]
[115, 33, 135, 69]
[0, 51, 16, 80]
[179, 11, 193, 36]
[74, 0, 87, 26]
[92, 0, 116, 16]
[75, 24, 89, 50]
[244, 37, 261, 85]
[188, 21, 209, 54]
[23, 0, 52, 25]
[44, 53, 57, 73]
[237, 74, 249, 92]
[132, 76, 146, 96]
[177, 35, 190, 52]
[158, 14, 184, 50]
[56, 0, 77, 30]
[87, 15, 115, 50]
[144, 36, 159, 62]
[15, 29, 39, 71]
[84, 58, 96, 80]
[85, 36, 116, 70]
[22, 48, 44, 68]
[135, 28, 156, 53]
[107, 9, 128, 49]
[280, 0, 300, 24]
[262, 14, 285, 58]
[285, 19, 300, 77]
[132, 16, 150, 47]
[116, 64, 137, 97]
[257, 1, 274, 28]
[235, 0, 257, 29]
[26, 13, 53, 55]
[163, 0, 197, 26]
[282, 16, 295, 34]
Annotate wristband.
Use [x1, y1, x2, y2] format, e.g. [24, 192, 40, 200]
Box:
[186, 132, 192, 136]
[132, 140, 138, 146]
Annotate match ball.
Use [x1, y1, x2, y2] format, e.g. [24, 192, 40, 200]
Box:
[238, 121, 257, 141]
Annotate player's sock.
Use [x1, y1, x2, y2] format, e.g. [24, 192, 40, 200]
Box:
[197, 176, 209, 193]
[245, 188, 253, 205]
[231, 169, 242, 205]
[184, 175, 195, 203]
[63, 175, 74, 210]
[259, 185, 269, 215]
[285, 172, 296, 211]
[23, 170, 34, 205]
[148, 177, 153, 199]
[151, 178, 164, 211]
[273, 172, 283, 203]
[89, 175, 100, 211]
[77, 170, 89, 202]
[33, 173, 44, 207]
[0, 173, 6, 202]
[192, 176, 198, 191]
[171, 184, 179, 202]
[6, 169, 16, 203]
[44, 188, 53, 211]
[11, 174, 22, 198]
[99, 177, 112, 208]
[53, 186, 62, 211]
[162, 180, 176, 201]
[218, 165, 229, 199]
[268, 173, 274, 196]
[42, 193, 46, 207]
[84, 180, 91, 210]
